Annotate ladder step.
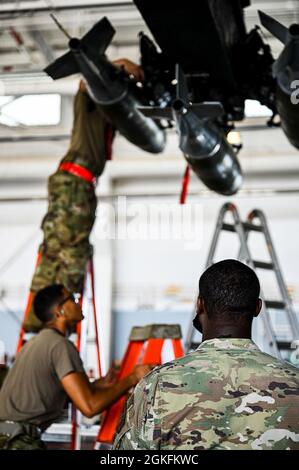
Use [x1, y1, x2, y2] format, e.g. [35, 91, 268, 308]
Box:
[265, 300, 286, 309]
[276, 340, 292, 350]
[222, 223, 236, 232]
[253, 260, 274, 270]
[221, 222, 263, 233]
[242, 222, 263, 232]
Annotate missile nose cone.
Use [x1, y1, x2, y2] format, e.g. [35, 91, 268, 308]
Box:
[69, 37, 81, 51]
[172, 99, 189, 118]
[289, 24, 299, 37]
[173, 99, 185, 111]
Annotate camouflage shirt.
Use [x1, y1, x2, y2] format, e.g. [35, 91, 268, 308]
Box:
[113, 338, 299, 450]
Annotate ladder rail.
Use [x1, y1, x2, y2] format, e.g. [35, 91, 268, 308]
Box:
[206, 203, 235, 267]
[228, 205, 281, 358]
[249, 209, 299, 340]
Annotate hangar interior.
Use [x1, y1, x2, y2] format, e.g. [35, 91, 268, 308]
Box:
[0, 0, 299, 448]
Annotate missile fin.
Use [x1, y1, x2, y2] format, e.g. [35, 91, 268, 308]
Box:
[138, 106, 172, 120]
[81, 17, 115, 58]
[273, 41, 295, 78]
[44, 17, 115, 79]
[175, 64, 189, 103]
[44, 51, 79, 79]
[258, 10, 289, 44]
[191, 102, 224, 120]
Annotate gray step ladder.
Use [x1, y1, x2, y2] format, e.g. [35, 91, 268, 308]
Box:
[186, 203, 299, 361]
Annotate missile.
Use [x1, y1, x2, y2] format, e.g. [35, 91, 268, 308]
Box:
[140, 65, 242, 195]
[44, 17, 166, 154]
[259, 11, 299, 149]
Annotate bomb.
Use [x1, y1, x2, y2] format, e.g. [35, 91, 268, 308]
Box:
[45, 17, 166, 154]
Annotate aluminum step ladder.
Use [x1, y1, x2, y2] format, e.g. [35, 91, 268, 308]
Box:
[186, 202, 299, 361]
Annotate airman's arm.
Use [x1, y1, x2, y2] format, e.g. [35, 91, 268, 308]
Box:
[61, 365, 152, 418]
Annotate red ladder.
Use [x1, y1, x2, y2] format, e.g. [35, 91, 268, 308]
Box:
[95, 324, 184, 447]
[70, 257, 102, 450]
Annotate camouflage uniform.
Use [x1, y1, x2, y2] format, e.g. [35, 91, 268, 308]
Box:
[25, 90, 113, 332]
[113, 338, 299, 450]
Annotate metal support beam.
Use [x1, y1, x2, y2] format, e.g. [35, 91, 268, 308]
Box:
[28, 30, 55, 63]
[0, 2, 133, 17]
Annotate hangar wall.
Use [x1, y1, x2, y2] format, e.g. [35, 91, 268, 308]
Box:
[1, 192, 299, 371]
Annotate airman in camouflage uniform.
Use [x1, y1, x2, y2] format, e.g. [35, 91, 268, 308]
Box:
[114, 338, 299, 450]
[114, 260, 299, 450]
[25, 58, 143, 332]
[24, 86, 113, 332]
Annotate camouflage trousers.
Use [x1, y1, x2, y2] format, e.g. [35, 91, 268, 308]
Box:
[0, 421, 46, 450]
[25, 170, 97, 332]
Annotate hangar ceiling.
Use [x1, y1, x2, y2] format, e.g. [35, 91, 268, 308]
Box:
[1, 0, 299, 197]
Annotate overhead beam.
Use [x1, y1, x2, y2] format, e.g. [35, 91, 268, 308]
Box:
[28, 30, 55, 63]
[0, 2, 133, 16]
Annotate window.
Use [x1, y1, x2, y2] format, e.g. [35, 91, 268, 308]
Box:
[0, 94, 61, 127]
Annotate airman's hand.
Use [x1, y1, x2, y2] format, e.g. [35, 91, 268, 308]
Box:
[79, 79, 87, 92]
[112, 58, 144, 81]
